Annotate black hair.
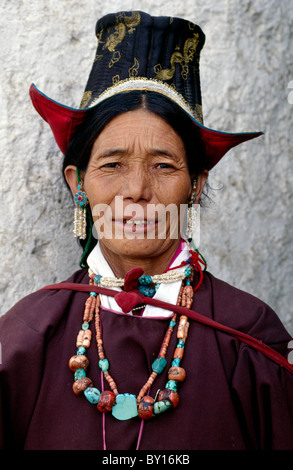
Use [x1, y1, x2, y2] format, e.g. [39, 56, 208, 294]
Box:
[63, 90, 206, 176]
[62, 90, 208, 267]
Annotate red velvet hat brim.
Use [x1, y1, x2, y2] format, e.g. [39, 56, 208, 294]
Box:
[29, 83, 263, 170]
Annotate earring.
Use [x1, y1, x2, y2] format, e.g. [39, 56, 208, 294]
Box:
[73, 182, 88, 240]
[186, 178, 198, 241]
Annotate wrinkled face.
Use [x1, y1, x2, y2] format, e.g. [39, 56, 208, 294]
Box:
[83, 108, 193, 260]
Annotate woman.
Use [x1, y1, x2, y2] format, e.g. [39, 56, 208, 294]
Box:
[1, 11, 293, 450]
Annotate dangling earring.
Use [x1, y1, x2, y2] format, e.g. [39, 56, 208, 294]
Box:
[73, 179, 88, 240]
[186, 178, 198, 241]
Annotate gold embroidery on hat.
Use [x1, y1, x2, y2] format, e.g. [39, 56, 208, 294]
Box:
[109, 51, 121, 68]
[96, 28, 104, 43]
[154, 64, 162, 75]
[194, 104, 203, 125]
[120, 11, 141, 31]
[112, 75, 120, 85]
[104, 23, 125, 52]
[80, 91, 92, 109]
[129, 58, 139, 77]
[94, 54, 103, 64]
[154, 33, 200, 81]
[103, 12, 141, 52]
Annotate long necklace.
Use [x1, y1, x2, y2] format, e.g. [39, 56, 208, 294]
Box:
[69, 264, 195, 421]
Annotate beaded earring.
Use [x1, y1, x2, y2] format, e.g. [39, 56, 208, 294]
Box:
[73, 170, 88, 240]
[186, 178, 198, 241]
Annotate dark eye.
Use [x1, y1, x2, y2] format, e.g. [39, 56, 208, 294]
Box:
[157, 163, 173, 169]
[104, 162, 120, 168]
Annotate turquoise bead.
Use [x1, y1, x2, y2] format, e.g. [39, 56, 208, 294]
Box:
[165, 380, 178, 391]
[154, 400, 172, 415]
[138, 275, 152, 285]
[77, 346, 86, 355]
[112, 394, 138, 420]
[84, 387, 101, 404]
[90, 292, 97, 297]
[94, 274, 102, 284]
[82, 322, 89, 330]
[99, 358, 109, 372]
[169, 320, 176, 327]
[184, 267, 192, 277]
[138, 285, 156, 297]
[177, 340, 185, 348]
[172, 358, 180, 367]
[152, 356, 167, 374]
[74, 368, 86, 380]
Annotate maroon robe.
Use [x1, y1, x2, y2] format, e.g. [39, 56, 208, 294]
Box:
[1, 268, 293, 450]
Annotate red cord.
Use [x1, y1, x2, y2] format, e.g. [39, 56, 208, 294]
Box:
[42, 282, 293, 375]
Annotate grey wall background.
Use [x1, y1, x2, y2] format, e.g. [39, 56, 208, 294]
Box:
[0, 0, 292, 334]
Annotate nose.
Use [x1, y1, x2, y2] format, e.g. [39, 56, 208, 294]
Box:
[120, 164, 153, 203]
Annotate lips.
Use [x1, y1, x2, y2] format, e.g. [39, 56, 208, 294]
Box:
[123, 219, 156, 225]
[113, 218, 157, 234]
[113, 214, 157, 225]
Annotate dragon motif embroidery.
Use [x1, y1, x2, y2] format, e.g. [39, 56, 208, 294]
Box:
[154, 33, 200, 81]
[104, 12, 141, 52]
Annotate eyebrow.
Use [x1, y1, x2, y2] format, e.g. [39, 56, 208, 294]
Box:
[95, 148, 179, 160]
[96, 149, 126, 158]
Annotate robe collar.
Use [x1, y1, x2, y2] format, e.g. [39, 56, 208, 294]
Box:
[86, 239, 191, 318]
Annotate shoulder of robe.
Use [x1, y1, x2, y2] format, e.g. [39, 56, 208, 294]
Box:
[200, 272, 292, 348]
[0, 269, 88, 347]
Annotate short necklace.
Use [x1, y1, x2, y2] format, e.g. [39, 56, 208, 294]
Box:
[68, 265, 194, 421]
[88, 267, 189, 298]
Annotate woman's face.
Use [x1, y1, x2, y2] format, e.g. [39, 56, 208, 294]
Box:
[66, 108, 207, 267]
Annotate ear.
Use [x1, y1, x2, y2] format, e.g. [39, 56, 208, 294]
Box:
[193, 170, 209, 204]
[64, 165, 80, 198]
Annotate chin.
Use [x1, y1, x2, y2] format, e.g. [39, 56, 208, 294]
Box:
[100, 237, 177, 260]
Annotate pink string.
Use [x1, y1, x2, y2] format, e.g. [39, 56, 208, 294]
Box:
[101, 370, 107, 450]
[136, 388, 151, 450]
[99, 312, 107, 451]
[136, 419, 145, 450]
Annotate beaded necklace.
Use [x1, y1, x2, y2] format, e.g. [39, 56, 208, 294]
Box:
[88, 268, 189, 294]
[69, 263, 195, 422]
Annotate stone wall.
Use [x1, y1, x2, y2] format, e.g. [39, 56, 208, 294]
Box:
[1, 0, 292, 334]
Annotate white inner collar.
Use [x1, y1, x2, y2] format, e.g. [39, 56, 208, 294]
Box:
[87, 239, 191, 318]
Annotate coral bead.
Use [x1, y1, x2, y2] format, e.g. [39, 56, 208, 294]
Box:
[138, 396, 154, 419]
[97, 390, 116, 413]
[168, 366, 186, 382]
[173, 347, 184, 360]
[158, 389, 179, 408]
[72, 377, 93, 395]
[69, 355, 89, 371]
[82, 329, 92, 348]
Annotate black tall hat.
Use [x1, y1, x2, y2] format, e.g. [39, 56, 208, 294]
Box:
[30, 10, 262, 169]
